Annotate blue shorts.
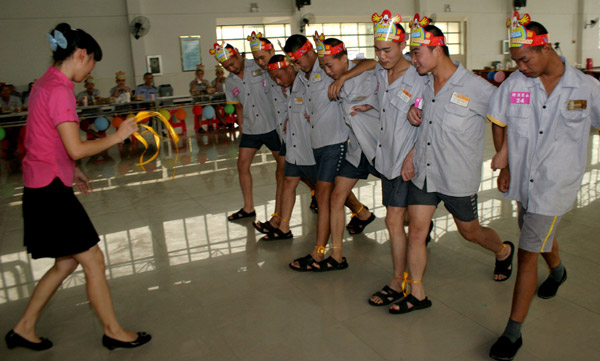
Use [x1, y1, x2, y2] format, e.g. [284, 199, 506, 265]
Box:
[337, 153, 379, 180]
[313, 142, 346, 183]
[407, 180, 478, 222]
[279, 141, 287, 157]
[381, 175, 409, 208]
[239, 129, 281, 151]
[284, 161, 317, 184]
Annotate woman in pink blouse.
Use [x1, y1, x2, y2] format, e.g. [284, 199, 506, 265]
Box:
[5, 23, 151, 351]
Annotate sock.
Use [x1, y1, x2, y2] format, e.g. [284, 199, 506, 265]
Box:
[550, 263, 565, 282]
[502, 319, 522, 343]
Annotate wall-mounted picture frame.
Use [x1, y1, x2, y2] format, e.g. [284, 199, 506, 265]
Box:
[180, 35, 202, 72]
[147, 55, 162, 75]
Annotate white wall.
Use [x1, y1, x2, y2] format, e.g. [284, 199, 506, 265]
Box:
[0, 0, 598, 96]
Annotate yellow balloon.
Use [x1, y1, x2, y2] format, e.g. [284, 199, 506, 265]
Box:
[159, 109, 171, 121]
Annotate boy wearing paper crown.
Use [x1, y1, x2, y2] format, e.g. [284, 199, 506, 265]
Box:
[284, 34, 374, 272]
[260, 55, 318, 240]
[76, 76, 100, 106]
[189, 64, 210, 95]
[313, 31, 381, 270]
[210, 42, 282, 221]
[243, 32, 287, 236]
[110, 71, 131, 98]
[487, 13, 600, 361]
[398, 14, 513, 314]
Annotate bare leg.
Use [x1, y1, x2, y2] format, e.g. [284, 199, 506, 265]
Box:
[509, 249, 539, 322]
[13, 257, 79, 342]
[235, 147, 259, 215]
[344, 191, 371, 220]
[278, 176, 300, 234]
[72, 245, 136, 342]
[390, 204, 436, 311]
[268, 151, 285, 229]
[541, 238, 560, 269]
[330, 176, 359, 262]
[311, 180, 334, 263]
[454, 217, 511, 281]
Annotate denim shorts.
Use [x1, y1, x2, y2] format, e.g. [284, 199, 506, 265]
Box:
[408, 180, 478, 222]
[239, 129, 281, 151]
[313, 142, 347, 183]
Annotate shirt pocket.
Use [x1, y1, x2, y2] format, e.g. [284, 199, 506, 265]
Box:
[506, 104, 531, 137]
[390, 92, 411, 114]
[441, 103, 470, 132]
[291, 103, 304, 114]
[556, 108, 589, 142]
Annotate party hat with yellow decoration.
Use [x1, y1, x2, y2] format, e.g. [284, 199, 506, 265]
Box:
[247, 31, 273, 52]
[410, 13, 446, 47]
[507, 11, 549, 48]
[209, 42, 237, 63]
[313, 31, 346, 57]
[372, 10, 404, 42]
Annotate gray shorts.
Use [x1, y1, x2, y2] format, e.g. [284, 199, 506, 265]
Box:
[313, 142, 346, 183]
[517, 203, 562, 253]
[381, 175, 409, 208]
[284, 161, 317, 184]
[407, 180, 478, 222]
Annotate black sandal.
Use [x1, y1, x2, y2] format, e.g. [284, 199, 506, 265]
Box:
[368, 285, 404, 306]
[261, 228, 293, 241]
[389, 294, 432, 314]
[312, 256, 348, 272]
[347, 212, 376, 235]
[228, 208, 256, 221]
[494, 241, 515, 282]
[289, 254, 318, 272]
[253, 220, 275, 234]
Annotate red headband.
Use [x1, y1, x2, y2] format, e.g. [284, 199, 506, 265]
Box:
[286, 40, 313, 61]
[267, 59, 290, 71]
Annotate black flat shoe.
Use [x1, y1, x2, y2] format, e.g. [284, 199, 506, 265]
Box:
[5, 329, 53, 351]
[102, 332, 151, 350]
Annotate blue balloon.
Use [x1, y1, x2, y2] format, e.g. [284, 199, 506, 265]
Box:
[487, 71, 496, 81]
[95, 116, 109, 131]
[203, 105, 215, 119]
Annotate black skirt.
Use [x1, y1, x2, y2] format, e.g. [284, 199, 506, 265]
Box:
[23, 178, 99, 259]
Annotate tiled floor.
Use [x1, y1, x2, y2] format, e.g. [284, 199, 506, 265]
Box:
[0, 120, 599, 361]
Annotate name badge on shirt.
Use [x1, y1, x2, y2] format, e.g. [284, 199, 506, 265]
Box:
[450, 92, 470, 107]
[510, 92, 530, 104]
[351, 96, 367, 102]
[294, 98, 303, 105]
[415, 97, 423, 110]
[232, 87, 240, 97]
[252, 69, 263, 77]
[567, 99, 587, 110]
[313, 73, 322, 82]
[400, 89, 412, 103]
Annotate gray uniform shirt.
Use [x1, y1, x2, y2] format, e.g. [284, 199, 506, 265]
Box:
[285, 75, 315, 166]
[225, 60, 276, 135]
[300, 58, 348, 149]
[339, 62, 380, 167]
[375, 64, 425, 180]
[412, 62, 496, 197]
[1, 95, 22, 108]
[267, 75, 288, 141]
[487, 59, 600, 216]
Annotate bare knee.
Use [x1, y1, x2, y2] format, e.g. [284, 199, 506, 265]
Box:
[78, 247, 107, 276]
[53, 258, 79, 276]
[385, 212, 403, 231]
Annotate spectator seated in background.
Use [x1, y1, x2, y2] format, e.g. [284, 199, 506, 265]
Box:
[110, 71, 131, 98]
[76, 76, 100, 105]
[211, 65, 226, 92]
[134, 72, 158, 100]
[1, 84, 22, 112]
[22, 81, 35, 109]
[190, 64, 210, 95]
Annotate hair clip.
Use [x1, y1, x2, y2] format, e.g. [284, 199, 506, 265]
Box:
[46, 30, 68, 52]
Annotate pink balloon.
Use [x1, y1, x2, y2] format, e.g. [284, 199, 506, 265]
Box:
[494, 71, 506, 83]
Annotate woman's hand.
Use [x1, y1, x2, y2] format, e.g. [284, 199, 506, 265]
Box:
[116, 117, 138, 142]
[74, 167, 92, 195]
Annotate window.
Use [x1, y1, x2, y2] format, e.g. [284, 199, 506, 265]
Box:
[305, 22, 375, 59]
[431, 21, 464, 55]
[216, 24, 292, 57]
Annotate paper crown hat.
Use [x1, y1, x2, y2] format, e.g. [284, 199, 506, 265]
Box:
[507, 11, 549, 48]
[247, 31, 273, 52]
[372, 10, 404, 42]
[267, 58, 291, 71]
[115, 71, 126, 80]
[195, 64, 205, 70]
[286, 38, 313, 62]
[410, 14, 446, 47]
[313, 32, 346, 57]
[209, 42, 237, 63]
[84, 75, 94, 84]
